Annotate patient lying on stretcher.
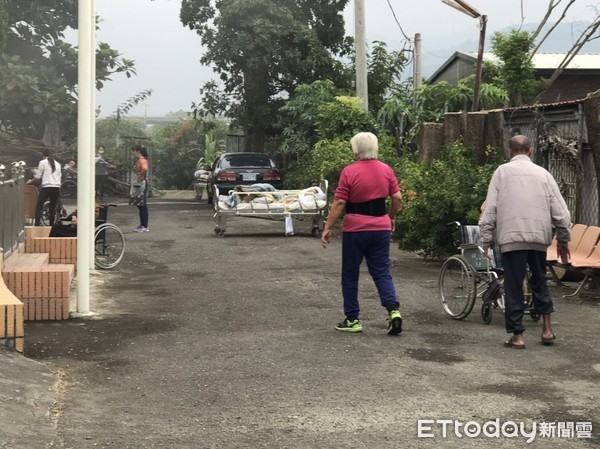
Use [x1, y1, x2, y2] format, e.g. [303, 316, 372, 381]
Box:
[218, 183, 326, 211]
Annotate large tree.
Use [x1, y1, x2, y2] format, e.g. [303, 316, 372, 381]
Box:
[180, 0, 351, 152]
[0, 0, 134, 143]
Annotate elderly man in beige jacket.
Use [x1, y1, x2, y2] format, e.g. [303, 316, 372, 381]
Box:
[479, 135, 571, 349]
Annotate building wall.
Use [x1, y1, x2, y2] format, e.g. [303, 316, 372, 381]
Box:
[431, 59, 476, 85]
[431, 58, 600, 103]
[539, 74, 600, 103]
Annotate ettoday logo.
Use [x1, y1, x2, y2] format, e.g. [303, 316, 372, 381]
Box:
[417, 419, 593, 443]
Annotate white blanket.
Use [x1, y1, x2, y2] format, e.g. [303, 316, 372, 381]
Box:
[218, 186, 327, 212]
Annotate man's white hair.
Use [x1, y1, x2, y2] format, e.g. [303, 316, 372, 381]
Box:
[350, 132, 379, 160]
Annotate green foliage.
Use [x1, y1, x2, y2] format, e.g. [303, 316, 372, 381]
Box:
[0, 0, 7, 51]
[287, 128, 400, 193]
[317, 96, 374, 140]
[190, 80, 231, 120]
[491, 30, 547, 106]
[96, 117, 147, 170]
[379, 77, 507, 148]
[150, 120, 203, 189]
[0, 0, 135, 139]
[195, 130, 225, 170]
[180, 0, 350, 151]
[148, 117, 229, 190]
[278, 41, 404, 157]
[394, 142, 503, 259]
[282, 94, 385, 188]
[115, 90, 153, 118]
[367, 41, 406, 114]
[309, 138, 355, 188]
[279, 80, 343, 157]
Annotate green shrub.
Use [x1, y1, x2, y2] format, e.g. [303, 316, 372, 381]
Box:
[283, 95, 388, 190]
[394, 142, 502, 259]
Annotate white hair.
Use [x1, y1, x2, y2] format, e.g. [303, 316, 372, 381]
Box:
[350, 132, 379, 160]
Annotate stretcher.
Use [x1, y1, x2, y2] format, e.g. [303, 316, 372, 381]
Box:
[212, 180, 328, 237]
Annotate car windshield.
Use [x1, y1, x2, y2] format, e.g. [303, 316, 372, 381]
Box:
[221, 154, 273, 168]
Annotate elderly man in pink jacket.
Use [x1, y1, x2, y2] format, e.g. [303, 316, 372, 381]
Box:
[479, 135, 571, 349]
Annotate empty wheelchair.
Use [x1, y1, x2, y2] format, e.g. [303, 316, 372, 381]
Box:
[438, 222, 539, 324]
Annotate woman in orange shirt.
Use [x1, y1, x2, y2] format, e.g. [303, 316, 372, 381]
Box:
[130, 144, 150, 232]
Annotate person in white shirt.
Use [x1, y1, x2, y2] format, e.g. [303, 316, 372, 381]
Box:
[29, 148, 62, 226]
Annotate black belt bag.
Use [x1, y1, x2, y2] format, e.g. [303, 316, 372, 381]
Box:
[345, 197, 387, 217]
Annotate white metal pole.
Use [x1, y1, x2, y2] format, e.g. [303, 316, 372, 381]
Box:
[89, 0, 96, 269]
[354, 0, 368, 112]
[76, 0, 94, 315]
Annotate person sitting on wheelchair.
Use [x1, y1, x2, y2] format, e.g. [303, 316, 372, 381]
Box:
[49, 203, 102, 237]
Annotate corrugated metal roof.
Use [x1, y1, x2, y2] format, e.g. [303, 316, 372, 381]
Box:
[503, 98, 584, 111]
[464, 52, 600, 69]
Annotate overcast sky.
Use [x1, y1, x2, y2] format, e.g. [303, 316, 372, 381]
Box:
[91, 0, 599, 118]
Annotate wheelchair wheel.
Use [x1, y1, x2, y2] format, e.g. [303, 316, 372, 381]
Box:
[41, 202, 51, 226]
[481, 303, 493, 324]
[439, 255, 476, 319]
[60, 180, 77, 199]
[94, 223, 125, 269]
[41, 200, 67, 226]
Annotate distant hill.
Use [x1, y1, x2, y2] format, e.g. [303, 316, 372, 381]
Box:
[422, 21, 600, 78]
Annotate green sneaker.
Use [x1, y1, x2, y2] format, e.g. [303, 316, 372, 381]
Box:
[387, 309, 403, 335]
[335, 318, 363, 333]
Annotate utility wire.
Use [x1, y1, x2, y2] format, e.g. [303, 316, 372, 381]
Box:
[422, 45, 451, 59]
[386, 0, 412, 42]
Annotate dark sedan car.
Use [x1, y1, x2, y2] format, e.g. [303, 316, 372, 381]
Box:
[207, 152, 283, 204]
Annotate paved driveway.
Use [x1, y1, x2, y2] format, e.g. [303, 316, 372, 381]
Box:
[17, 196, 600, 448]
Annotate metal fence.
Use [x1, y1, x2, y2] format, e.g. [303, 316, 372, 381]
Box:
[0, 162, 26, 257]
[503, 102, 598, 226]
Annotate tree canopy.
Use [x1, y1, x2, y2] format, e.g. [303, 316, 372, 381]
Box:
[180, 0, 351, 152]
[491, 30, 546, 107]
[0, 0, 135, 142]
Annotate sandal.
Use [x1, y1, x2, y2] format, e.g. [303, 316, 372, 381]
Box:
[541, 333, 556, 346]
[504, 336, 526, 349]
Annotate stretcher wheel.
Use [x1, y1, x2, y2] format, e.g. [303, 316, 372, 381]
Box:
[217, 230, 225, 237]
[529, 311, 541, 322]
[311, 227, 322, 238]
[481, 303, 493, 324]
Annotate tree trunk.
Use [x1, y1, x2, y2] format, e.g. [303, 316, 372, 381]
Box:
[243, 66, 269, 152]
[42, 119, 64, 148]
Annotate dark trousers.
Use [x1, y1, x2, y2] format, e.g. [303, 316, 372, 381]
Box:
[136, 182, 149, 228]
[95, 174, 108, 199]
[35, 187, 60, 226]
[341, 231, 400, 320]
[501, 250, 553, 334]
[137, 205, 149, 228]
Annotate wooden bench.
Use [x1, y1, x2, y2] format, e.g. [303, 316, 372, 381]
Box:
[0, 257, 25, 353]
[547, 224, 600, 297]
[546, 223, 587, 263]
